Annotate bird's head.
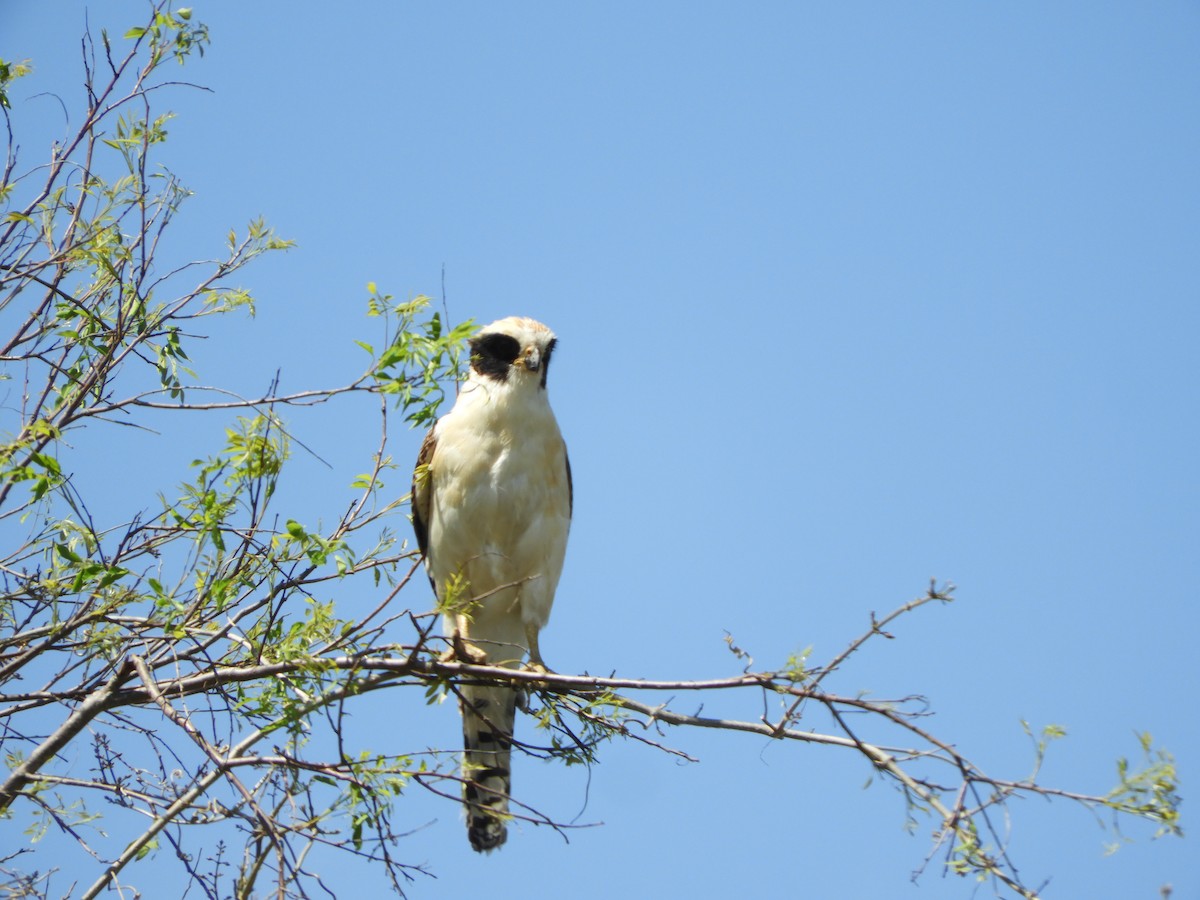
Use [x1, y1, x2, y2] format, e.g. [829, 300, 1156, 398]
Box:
[468, 317, 558, 389]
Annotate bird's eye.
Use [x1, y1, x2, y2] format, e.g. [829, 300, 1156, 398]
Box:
[474, 333, 521, 363]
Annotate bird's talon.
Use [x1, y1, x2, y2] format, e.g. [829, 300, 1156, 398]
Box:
[443, 635, 487, 666]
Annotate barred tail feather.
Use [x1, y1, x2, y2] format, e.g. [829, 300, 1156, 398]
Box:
[461, 682, 516, 852]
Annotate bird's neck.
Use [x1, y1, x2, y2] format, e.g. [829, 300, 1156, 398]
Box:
[458, 373, 549, 423]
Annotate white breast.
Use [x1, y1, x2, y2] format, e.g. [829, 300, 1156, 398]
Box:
[427, 377, 571, 655]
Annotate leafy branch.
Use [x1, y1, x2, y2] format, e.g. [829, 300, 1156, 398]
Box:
[0, 4, 1181, 899]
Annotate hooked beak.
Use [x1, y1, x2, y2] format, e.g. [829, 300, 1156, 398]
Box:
[523, 347, 542, 372]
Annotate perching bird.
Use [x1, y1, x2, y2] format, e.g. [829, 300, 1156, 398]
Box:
[411, 316, 572, 852]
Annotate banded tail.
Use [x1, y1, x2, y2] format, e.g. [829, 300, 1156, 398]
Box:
[461, 681, 517, 852]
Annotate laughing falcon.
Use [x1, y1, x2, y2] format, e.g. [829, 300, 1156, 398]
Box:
[411, 316, 572, 852]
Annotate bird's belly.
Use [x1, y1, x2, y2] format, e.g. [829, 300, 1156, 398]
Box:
[428, 438, 569, 604]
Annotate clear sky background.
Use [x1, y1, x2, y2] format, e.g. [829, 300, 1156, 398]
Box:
[2, 2, 1197, 898]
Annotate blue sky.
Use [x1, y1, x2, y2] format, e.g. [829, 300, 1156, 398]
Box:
[2, 2, 1197, 898]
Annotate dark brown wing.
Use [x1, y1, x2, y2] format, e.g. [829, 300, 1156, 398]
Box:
[411, 429, 437, 563]
[564, 445, 573, 518]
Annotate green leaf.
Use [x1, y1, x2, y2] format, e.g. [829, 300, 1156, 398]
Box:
[29, 451, 61, 476]
[55, 543, 82, 564]
[96, 565, 130, 589]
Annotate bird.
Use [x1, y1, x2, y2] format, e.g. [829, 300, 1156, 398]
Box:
[410, 316, 572, 852]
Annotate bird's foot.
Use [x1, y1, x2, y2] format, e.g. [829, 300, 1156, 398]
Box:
[516, 657, 554, 712]
[521, 657, 554, 676]
[441, 633, 488, 666]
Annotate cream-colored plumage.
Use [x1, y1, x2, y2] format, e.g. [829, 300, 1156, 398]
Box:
[411, 316, 571, 852]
